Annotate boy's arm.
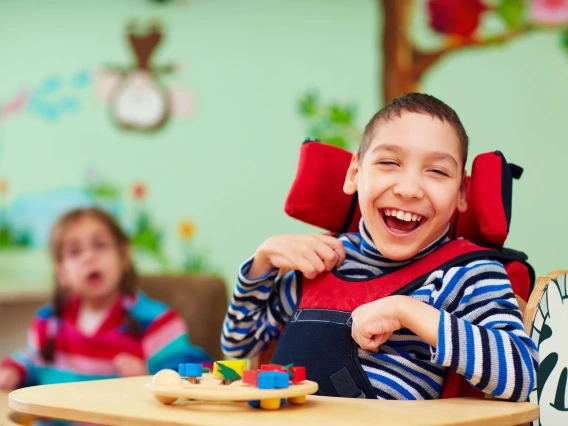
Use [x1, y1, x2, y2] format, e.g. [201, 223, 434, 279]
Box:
[221, 256, 299, 358]
[429, 260, 538, 402]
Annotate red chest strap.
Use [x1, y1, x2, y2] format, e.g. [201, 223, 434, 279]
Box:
[297, 239, 521, 312]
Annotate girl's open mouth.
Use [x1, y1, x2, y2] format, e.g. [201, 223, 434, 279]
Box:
[381, 208, 425, 235]
[87, 271, 103, 285]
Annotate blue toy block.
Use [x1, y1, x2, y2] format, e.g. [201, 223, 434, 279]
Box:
[178, 363, 203, 378]
[257, 371, 290, 389]
[248, 400, 260, 408]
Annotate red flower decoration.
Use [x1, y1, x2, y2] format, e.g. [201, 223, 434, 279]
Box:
[132, 182, 147, 200]
[428, 0, 488, 38]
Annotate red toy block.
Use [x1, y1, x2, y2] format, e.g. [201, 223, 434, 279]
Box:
[260, 364, 287, 373]
[290, 366, 306, 383]
[243, 369, 260, 386]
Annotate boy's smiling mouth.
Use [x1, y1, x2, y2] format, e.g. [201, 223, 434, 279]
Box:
[380, 208, 426, 235]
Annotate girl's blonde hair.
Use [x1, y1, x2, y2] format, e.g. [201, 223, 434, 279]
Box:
[41, 207, 141, 362]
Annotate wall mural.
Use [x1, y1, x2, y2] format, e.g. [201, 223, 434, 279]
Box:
[299, 0, 568, 151]
[0, 173, 214, 275]
[0, 15, 209, 280]
[96, 22, 194, 132]
[0, 71, 90, 124]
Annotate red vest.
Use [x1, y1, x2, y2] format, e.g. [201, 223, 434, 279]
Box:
[271, 239, 531, 399]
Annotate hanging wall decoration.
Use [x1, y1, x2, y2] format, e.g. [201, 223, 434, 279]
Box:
[96, 22, 194, 132]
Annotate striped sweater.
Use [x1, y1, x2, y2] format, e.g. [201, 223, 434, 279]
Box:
[222, 222, 539, 401]
[2, 291, 212, 388]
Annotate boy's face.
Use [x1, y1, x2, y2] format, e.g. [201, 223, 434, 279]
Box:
[344, 112, 467, 260]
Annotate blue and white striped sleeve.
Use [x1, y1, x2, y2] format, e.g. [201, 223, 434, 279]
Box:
[430, 260, 539, 401]
[221, 256, 299, 358]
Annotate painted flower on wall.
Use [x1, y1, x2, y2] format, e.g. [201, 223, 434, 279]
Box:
[178, 219, 196, 241]
[132, 181, 147, 200]
[428, 0, 488, 38]
[530, 0, 568, 25]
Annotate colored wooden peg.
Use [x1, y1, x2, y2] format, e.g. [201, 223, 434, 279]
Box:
[260, 398, 281, 410]
[290, 366, 306, 383]
[243, 369, 260, 386]
[213, 360, 246, 378]
[248, 400, 260, 408]
[260, 364, 287, 373]
[178, 363, 204, 384]
[214, 361, 244, 385]
[288, 395, 307, 404]
[258, 371, 290, 389]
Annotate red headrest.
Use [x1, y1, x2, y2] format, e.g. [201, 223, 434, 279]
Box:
[285, 140, 522, 247]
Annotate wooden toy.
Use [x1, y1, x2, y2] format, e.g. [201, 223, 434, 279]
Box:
[213, 360, 247, 384]
[178, 363, 209, 384]
[146, 362, 318, 410]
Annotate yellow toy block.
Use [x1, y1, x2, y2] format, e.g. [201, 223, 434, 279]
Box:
[213, 360, 247, 378]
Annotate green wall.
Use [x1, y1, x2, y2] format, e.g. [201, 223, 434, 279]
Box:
[0, 0, 566, 292]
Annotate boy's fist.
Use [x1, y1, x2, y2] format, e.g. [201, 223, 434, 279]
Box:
[351, 296, 404, 353]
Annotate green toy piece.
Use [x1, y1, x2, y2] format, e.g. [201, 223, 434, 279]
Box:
[217, 363, 242, 385]
[284, 363, 295, 378]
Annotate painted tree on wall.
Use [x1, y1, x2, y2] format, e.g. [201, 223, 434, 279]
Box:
[383, 0, 568, 102]
[300, 0, 568, 149]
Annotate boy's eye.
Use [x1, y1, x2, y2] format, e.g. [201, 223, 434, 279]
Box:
[377, 161, 399, 166]
[429, 169, 449, 177]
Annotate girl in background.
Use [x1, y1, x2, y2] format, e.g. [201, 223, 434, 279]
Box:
[0, 207, 211, 389]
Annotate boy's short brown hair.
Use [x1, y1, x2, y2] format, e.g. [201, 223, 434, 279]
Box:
[359, 93, 469, 168]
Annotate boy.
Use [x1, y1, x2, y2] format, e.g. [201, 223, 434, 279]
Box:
[222, 93, 538, 401]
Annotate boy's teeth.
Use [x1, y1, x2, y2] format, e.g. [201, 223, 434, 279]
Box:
[385, 209, 424, 222]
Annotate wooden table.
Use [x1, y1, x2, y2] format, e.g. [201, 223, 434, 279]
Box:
[7, 376, 539, 426]
[1, 390, 37, 426]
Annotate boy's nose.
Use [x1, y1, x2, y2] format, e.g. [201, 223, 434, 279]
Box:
[392, 174, 424, 200]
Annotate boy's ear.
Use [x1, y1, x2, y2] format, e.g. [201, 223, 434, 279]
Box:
[457, 174, 468, 213]
[343, 152, 360, 195]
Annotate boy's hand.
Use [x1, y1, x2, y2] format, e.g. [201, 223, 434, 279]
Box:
[0, 365, 21, 390]
[113, 353, 148, 377]
[351, 296, 404, 353]
[249, 234, 346, 279]
[351, 296, 440, 352]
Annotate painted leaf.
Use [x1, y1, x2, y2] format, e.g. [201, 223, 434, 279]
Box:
[497, 0, 526, 28]
[299, 92, 319, 117]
